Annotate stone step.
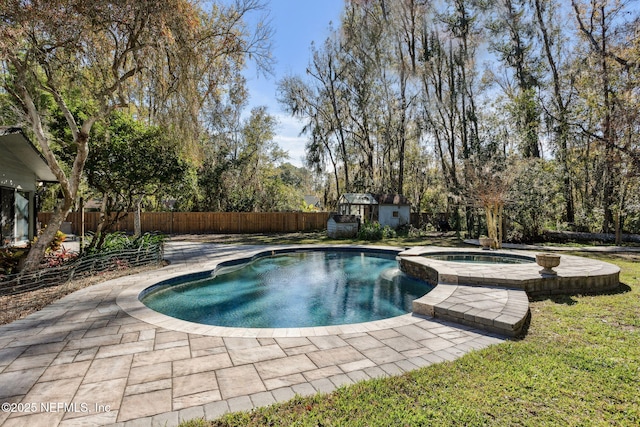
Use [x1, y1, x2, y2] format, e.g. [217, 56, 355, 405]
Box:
[413, 284, 530, 337]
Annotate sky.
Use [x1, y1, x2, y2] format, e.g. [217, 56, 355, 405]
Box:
[242, 0, 344, 167]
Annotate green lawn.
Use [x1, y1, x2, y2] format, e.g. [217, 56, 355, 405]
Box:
[170, 231, 472, 247]
[178, 246, 639, 427]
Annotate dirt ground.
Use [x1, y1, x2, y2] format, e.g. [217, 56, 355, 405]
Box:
[0, 264, 161, 326]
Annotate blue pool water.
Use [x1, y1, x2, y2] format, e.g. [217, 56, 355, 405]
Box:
[141, 250, 433, 328]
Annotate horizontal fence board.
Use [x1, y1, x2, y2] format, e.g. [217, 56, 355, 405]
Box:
[38, 211, 331, 235]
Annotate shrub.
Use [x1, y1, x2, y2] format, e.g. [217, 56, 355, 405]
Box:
[84, 231, 166, 255]
[44, 247, 78, 268]
[0, 248, 27, 276]
[358, 222, 397, 241]
[382, 225, 397, 239]
[31, 229, 67, 253]
[506, 159, 563, 242]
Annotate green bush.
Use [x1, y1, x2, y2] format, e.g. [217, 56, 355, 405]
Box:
[0, 248, 27, 276]
[84, 232, 166, 254]
[31, 229, 67, 253]
[506, 159, 563, 242]
[382, 225, 397, 239]
[357, 222, 397, 241]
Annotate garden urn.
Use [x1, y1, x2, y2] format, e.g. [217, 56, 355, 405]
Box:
[536, 253, 561, 276]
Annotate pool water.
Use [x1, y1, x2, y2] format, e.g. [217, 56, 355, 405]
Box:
[141, 251, 433, 328]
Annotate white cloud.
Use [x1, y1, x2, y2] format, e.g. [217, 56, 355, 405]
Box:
[273, 113, 308, 167]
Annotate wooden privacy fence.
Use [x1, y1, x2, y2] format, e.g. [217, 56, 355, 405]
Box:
[38, 211, 331, 235]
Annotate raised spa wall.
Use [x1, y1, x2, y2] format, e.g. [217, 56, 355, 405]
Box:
[398, 248, 621, 297]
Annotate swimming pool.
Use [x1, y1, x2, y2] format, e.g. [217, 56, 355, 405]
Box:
[141, 250, 433, 328]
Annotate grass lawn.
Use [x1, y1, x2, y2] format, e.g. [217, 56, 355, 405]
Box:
[169, 231, 470, 247]
[175, 242, 639, 426]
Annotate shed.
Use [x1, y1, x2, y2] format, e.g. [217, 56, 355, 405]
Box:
[1, 127, 57, 246]
[327, 214, 359, 238]
[375, 194, 411, 229]
[337, 193, 411, 229]
[337, 193, 378, 222]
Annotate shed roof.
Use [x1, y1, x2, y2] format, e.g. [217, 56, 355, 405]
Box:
[375, 194, 410, 205]
[339, 193, 378, 205]
[0, 127, 58, 182]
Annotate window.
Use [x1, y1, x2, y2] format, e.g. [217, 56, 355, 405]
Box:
[0, 188, 31, 245]
[1, 187, 14, 245]
[15, 191, 30, 243]
[392, 211, 399, 218]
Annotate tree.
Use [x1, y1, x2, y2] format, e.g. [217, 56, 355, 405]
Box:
[278, 37, 348, 198]
[377, 0, 425, 195]
[467, 159, 512, 249]
[86, 112, 187, 250]
[571, 0, 639, 234]
[532, 0, 576, 223]
[341, 1, 385, 192]
[197, 105, 293, 212]
[417, 0, 485, 236]
[486, 0, 542, 158]
[0, 0, 271, 270]
[507, 158, 560, 241]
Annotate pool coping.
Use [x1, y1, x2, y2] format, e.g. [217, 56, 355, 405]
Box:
[398, 246, 621, 295]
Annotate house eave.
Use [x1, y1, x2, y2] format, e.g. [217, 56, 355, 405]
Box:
[0, 127, 58, 183]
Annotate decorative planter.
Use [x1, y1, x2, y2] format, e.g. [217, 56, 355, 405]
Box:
[479, 237, 494, 250]
[536, 253, 561, 276]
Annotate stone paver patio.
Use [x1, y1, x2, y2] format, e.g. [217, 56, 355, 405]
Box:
[0, 242, 507, 426]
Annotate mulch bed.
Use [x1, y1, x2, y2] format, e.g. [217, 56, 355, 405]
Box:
[0, 264, 160, 326]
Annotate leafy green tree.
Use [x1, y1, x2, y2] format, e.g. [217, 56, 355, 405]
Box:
[486, 0, 543, 159]
[197, 105, 300, 212]
[0, 0, 271, 271]
[86, 112, 187, 249]
[507, 158, 561, 242]
[570, 0, 639, 235]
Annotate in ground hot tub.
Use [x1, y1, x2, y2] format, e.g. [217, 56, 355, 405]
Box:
[422, 252, 535, 264]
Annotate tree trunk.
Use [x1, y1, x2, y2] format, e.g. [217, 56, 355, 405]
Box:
[485, 202, 504, 249]
[134, 196, 143, 237]
[599, 5, 616, 234]
[15, 75, 94, 272]
[86, 193, 110, 252]
[533, 0, 575, 223]
[21, 198, 72, 272]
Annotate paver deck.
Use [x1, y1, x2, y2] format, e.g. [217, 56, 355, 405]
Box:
[0, 243, 506, 426]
